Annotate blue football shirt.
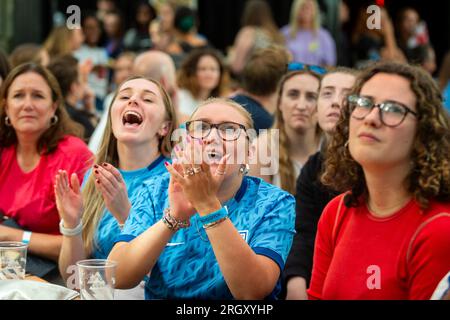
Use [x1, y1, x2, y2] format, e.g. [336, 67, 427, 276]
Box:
[117, 173, 296, 299]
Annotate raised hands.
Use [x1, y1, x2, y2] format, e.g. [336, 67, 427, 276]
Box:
[93, 163, 130, 224]
[164, 136, 230, 218]
[54, 170, 83, 228]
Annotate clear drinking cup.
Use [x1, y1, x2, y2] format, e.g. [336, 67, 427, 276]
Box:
[0, 241, 28, 280]
[76, 259, 117, 300]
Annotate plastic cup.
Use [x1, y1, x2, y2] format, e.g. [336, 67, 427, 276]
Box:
[76, 259, 117, 300]
[0, 241, 28, 280]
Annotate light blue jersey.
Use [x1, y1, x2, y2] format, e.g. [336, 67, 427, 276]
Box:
[81, 155, 168, 259]
[116, 173, 296, 299]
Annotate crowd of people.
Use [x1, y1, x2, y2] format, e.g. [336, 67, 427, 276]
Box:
[0, 0, 449, 300]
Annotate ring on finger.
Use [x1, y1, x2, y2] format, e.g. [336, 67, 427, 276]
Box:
[193, 166, 202, 174]
[216, 170, 226, 176]
[184, 168, 195, 176]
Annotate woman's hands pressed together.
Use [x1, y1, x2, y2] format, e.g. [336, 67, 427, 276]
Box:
[164, 135, 230, 219]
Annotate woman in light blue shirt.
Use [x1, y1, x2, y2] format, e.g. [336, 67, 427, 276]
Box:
[109, 98, 296, 299]
[54, 76, 176, 286]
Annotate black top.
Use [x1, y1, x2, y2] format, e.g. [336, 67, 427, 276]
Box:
[283, 151, 340, 287]
[231, 94, 274, 134]
[66, 103, 96, 141]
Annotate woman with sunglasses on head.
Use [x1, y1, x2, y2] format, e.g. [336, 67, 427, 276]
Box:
[284, 67, 358, 300]
[250, 67, 322, 195]
[108, 98, 295, 299]
[54, 77, 176, 297]
[308, 62, 450, 299]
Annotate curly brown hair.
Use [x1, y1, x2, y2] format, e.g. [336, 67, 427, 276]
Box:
[0, 63, 83, 154]
[321, 61, 450, 209]
[177, 48, 229, 99]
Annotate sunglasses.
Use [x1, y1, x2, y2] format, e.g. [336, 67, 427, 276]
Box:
[287, 62, 327, 75]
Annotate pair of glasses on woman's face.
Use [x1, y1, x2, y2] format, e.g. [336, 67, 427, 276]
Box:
[287, 62, 327, 75]
[348, 95, 418, 127]
[184, 120, 247, 141]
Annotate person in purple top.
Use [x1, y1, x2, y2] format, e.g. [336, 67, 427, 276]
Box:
[280, 0, 336, 67]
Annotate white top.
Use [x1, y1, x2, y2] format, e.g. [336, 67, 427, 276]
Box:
[178, 89, 200, 118]
[272, 160, 302, 192]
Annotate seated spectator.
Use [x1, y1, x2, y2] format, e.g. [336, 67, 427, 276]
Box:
[149, 0, 178, 53]
[228, 0, 285, 77]
[0, 63, 92, 264]
[395, 7, 430, 59]
[74, 12, 111, 110]
[352, 7, 406, 68]
[0, 49, 11, 87]
[124, 1, 157, 53]
[108, 98, 295, 299]
[48, 55, 98, 141]
[165, 6, 209, 68]
[231, 45, 290, 133]
[407, 44, 437, 75]
[309, 62, 450, 299]
[177, 48, 230, 119]
[280, 0, 336, 66]
[283, 67, 357, 300]
[9, 44, 50, 68]
[88, 51, 136, 153]
[55, 76, 176, 299]
[250, 66, 322, 193]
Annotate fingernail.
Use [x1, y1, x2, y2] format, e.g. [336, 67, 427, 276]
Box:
[102, 163, 108, 167]
[164, 161, 169, 166]
[197, 139, 202, 145]
[94, 170, 99, 174]
[174, 145, 179, 151]
[94, 164, 98, 168]
[96, 179, 100, 184]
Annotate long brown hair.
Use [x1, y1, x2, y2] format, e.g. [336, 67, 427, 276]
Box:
[82, 76, 177, 255]
[321, 61, 450, 209]
[0, 63, 83, 153]
[274, 70, 322, 194]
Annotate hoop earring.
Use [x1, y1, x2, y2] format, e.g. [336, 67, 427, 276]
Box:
[239, 163, 249, 175]
[50, 115, 58, 126]
[4, 116, 12, 126]
[344, 140, 349, 148]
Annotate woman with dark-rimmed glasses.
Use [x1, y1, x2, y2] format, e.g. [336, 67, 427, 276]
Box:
[108, 97, 295, 299]
[308, 62, 450, 300]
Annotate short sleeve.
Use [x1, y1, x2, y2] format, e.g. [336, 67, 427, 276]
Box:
[249, 193, 296, 272]
[407, 213, 450, 300]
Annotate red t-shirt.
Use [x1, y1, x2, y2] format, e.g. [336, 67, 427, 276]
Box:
[0, 136, 93, 234]
[308, 194, 450, 300]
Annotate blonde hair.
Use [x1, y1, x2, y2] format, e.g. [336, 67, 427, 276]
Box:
[43, 26, 75, 58]
[274, 70, 322, 194]
[81, 76, 177, 255]
[289, 0, 321, 39]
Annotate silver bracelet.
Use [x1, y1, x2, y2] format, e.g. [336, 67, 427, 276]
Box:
[59, 219, 83, 237]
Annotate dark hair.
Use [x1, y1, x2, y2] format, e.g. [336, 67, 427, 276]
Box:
[0, 49, 11, 82]
[0, 63, 83, 153]
[174, 6, 197, 34]
[177, 48, 229, 99]
[47, 55, 79, 98]
[321, 61, 450, 209]
[241, 45, 290, 96]
[134, 1, 157, 27]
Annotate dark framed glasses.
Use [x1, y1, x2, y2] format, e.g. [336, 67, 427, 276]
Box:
[185, 120, 247, 141]
[348, 95, 417, 127]
[287, 62, 327, 75]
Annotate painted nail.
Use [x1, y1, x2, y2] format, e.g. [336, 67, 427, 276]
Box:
[94, 170, 99, 174]
[164, 161, 169, 166]
[96, 179, 100, 184]
[94, 164, 98, 169]
[102, 163, 108, 167]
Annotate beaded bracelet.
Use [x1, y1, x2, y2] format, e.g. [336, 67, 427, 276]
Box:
[161, 208, 190, 231]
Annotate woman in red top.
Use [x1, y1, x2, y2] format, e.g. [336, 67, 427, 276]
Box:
[309, 61, 450, 300]
[0, 63, 92, 262]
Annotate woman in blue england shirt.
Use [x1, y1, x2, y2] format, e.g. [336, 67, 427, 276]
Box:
[109, 98, 296, 299]
[54, 77, 176, 291]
